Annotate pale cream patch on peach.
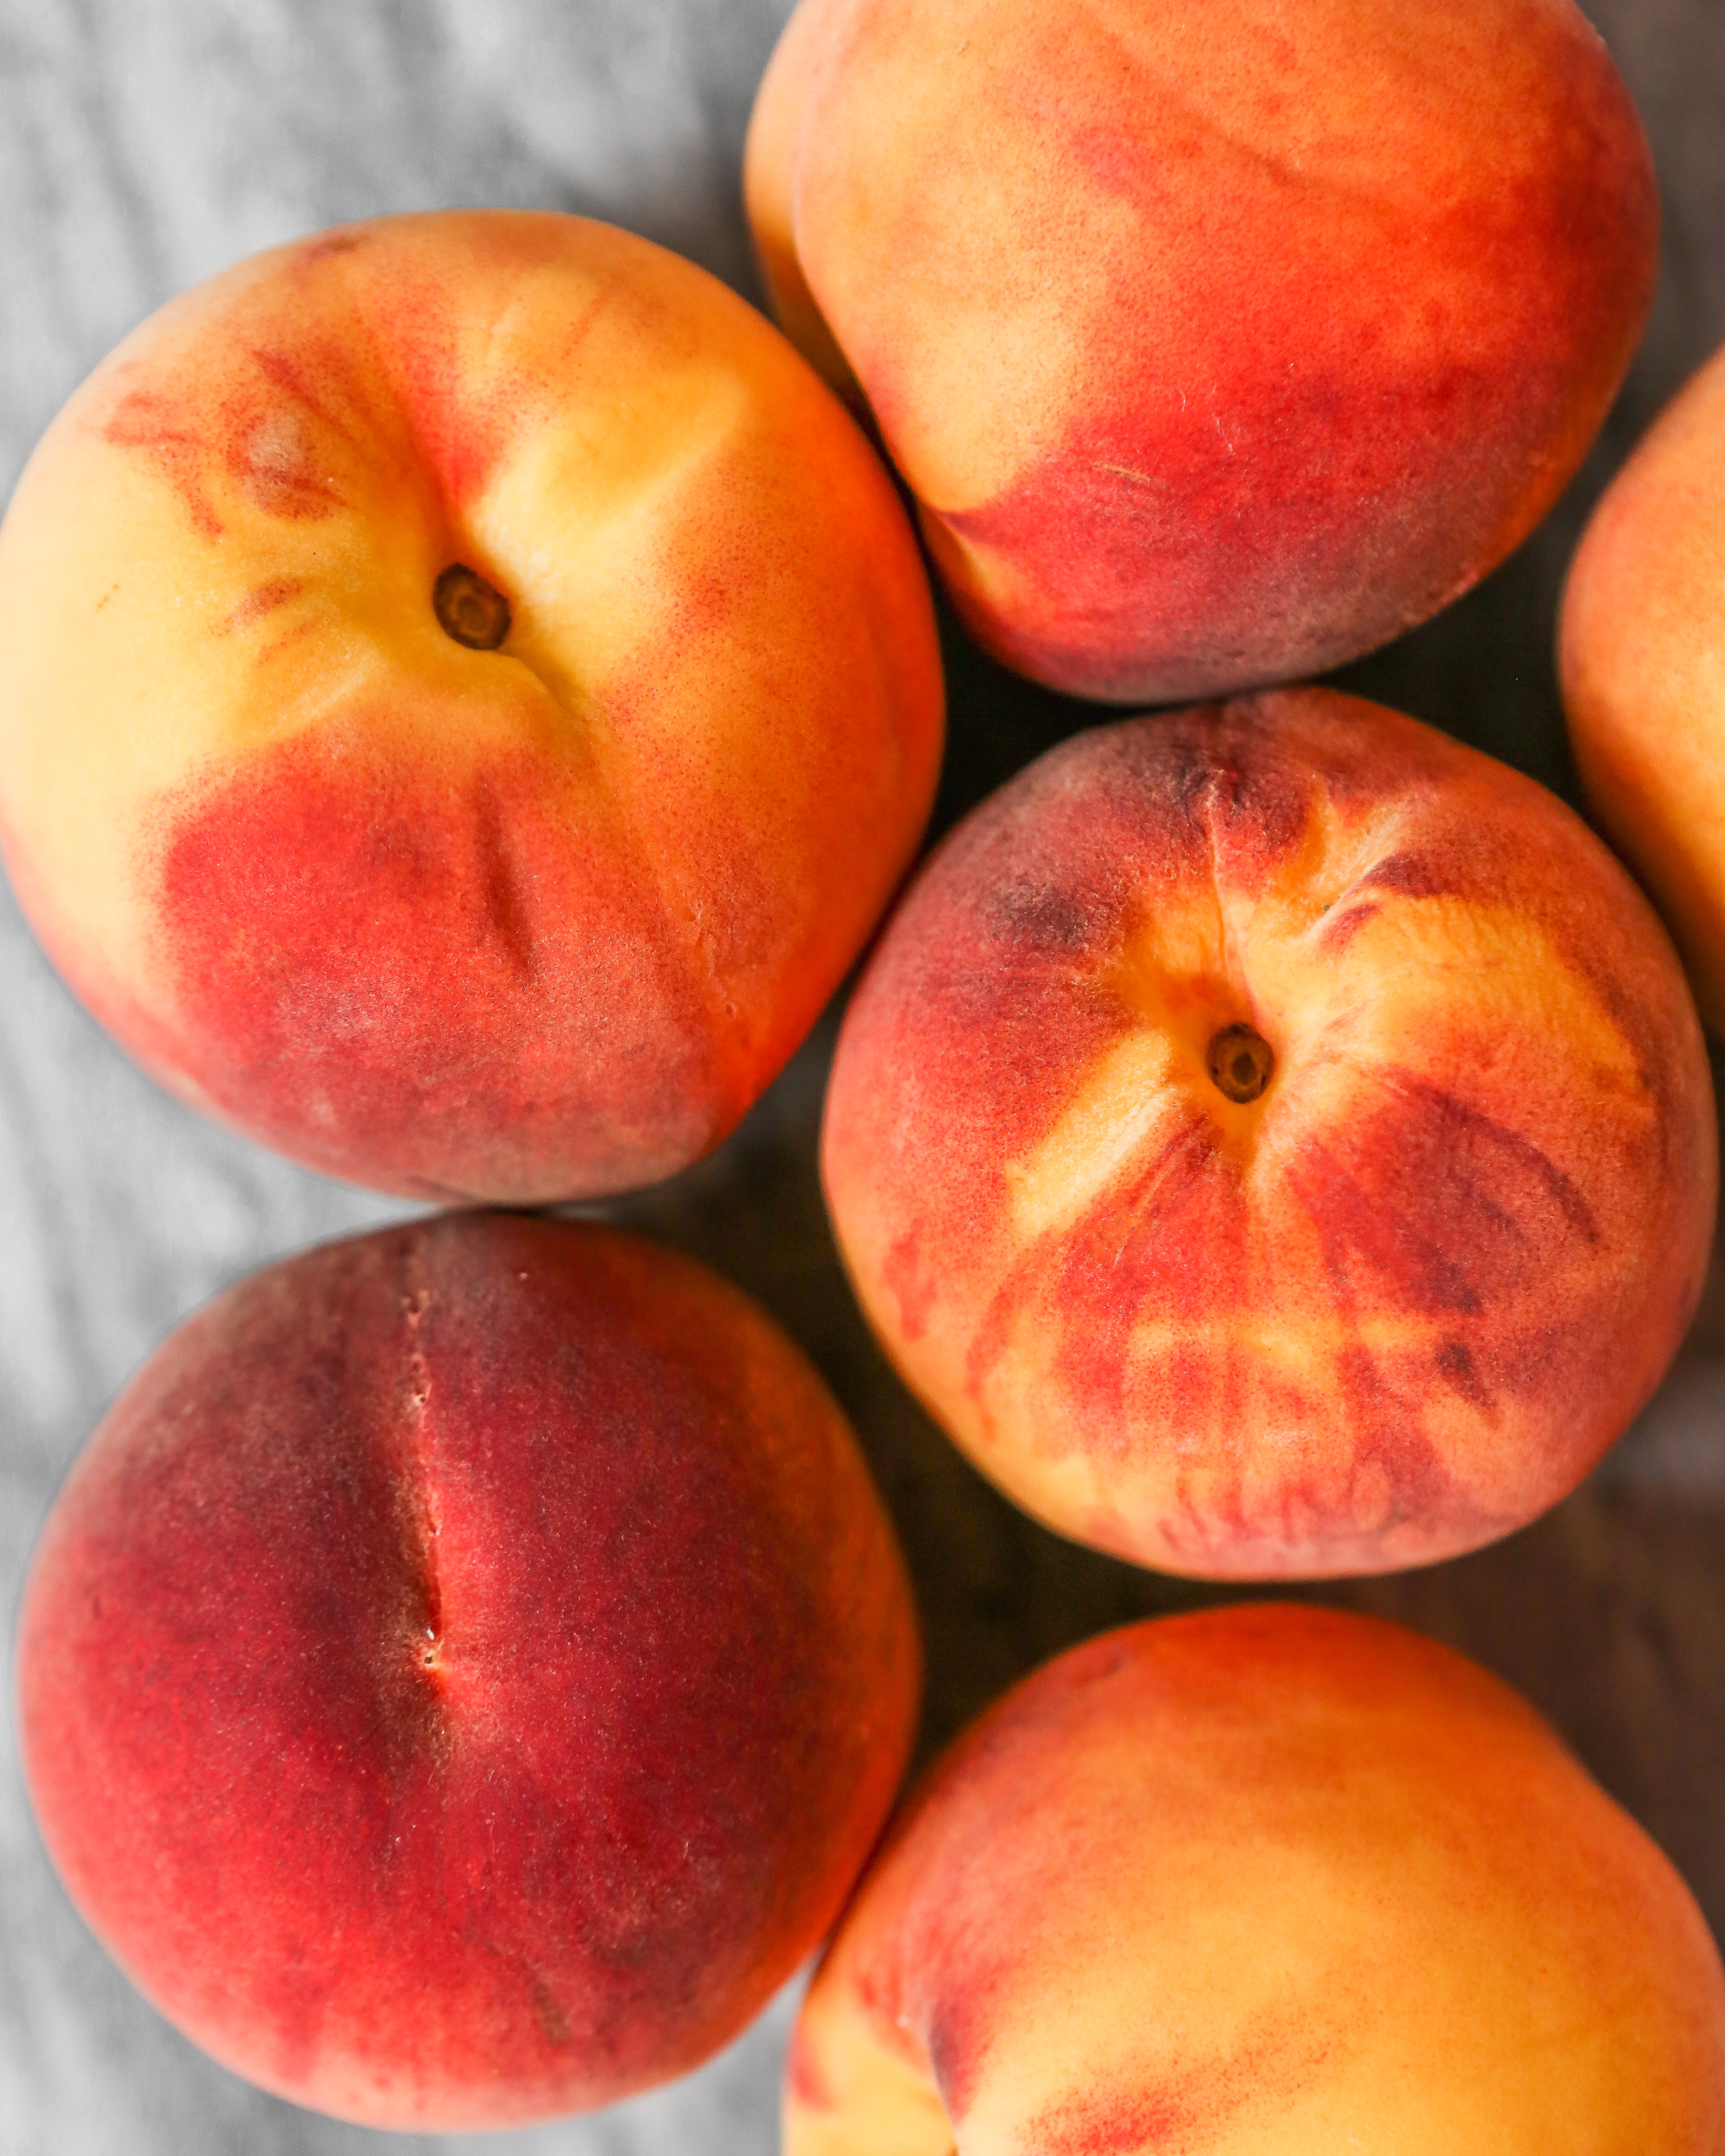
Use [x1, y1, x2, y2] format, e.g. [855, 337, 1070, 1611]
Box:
[1002, 861, 1296, 1246]
[0, 408, 580, 1009]
[790, 0, 1091, 512]
[465, 360, 756, 709]
[784, 1982, 953, 2156]
[1004, 1030, 1186, 1247]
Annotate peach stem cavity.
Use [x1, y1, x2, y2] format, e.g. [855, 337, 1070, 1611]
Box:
[434, 562, 511, 650]
[1206, 1022, 1274, 1104]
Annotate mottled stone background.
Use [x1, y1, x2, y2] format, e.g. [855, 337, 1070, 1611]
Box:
[1, 3, 1721, 2151]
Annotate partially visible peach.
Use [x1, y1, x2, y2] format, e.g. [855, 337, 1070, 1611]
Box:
[747, 0, 1657, 703]
[823, 688, 1715, 1578]
[787, 1605, 1725, 2154]
[0, 211, 942, 1202]
[16, 1212, 920, 2131]
[1561, 340, 1725, 1034]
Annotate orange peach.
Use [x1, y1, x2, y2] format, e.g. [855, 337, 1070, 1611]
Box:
[1561, 339, 1725, 1034]
[16, 1211, 920, 2130]
[787, 1604, 1725, 2152]
[747, 0, 1658, 704]
[823, 687, 1716, 1577]
[0, 211, 942, 1202]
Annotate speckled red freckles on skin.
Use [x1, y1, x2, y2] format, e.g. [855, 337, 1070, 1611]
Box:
[44, 216, 944, 1201]
[791, 0, 1656, 704]
[146, 719, 727, 1202]
[824, 693, 1716, 1576]
[960, 1054, 1608, 1446]
[86, 230, 712, 1201]
[927, 97, 1652, 705]
[824, 1621, 1340, 2148]
[792, 1603, 1725, 2151]
[18, 1214, 919, 2130]
[96, 229, 543, 536]
[1022, 2014, 1332, 2155]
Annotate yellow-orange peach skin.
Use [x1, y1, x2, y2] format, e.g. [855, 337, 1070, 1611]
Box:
[0, 211, 942, 1202]
[1562, 340, 1725, 1036]
[747, 0, 1657, 704]
[822, 689, 1716, 1578]
[786, 1605, 1725, 2153]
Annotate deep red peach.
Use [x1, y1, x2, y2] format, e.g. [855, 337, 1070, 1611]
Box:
[823, 688, 1716, 1577]
[0, 211, 942, 1201]
[16, 1212, 920, 2130]
[747, 0, 1657, 702]
[787, 1605, 1725, 2152]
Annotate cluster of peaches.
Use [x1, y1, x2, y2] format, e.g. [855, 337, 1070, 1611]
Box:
[9, 0, 1725, 2145]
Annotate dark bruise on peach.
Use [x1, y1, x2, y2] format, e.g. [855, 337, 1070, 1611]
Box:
[19, 1214, 918, 2125]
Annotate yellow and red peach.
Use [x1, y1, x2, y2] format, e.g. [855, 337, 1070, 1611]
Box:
[0, 211, 942, 1202]
[823, 687, 1716, 1578]
[16, 1211, 920, 2131]
[747, 0, 1658, 703]
[787, 1604, 1725, 2152]
[1561, 338, 1725, 1035]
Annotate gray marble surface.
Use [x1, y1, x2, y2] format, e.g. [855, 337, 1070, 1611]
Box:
[1, 2, 1723, 2150]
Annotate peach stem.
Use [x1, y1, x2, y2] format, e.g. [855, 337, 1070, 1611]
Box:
[434, 563, 511, 650]
[1207, 1022, 1274, 1103]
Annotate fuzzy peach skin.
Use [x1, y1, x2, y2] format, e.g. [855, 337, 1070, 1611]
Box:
[822, 687, 1716, 1578]
[16, 1212, 920, 2131]
[746, 0, 1657, 704]
[0, 211, 942, 1202]
[1562, 341, 1725, 1036]
[786, 1604, 1725, 2155]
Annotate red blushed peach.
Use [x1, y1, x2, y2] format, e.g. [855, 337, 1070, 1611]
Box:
[1561, 340, 1725, 1036]
[787, 1605, 1725, 2153]
[823, 688, 1716, 1578]
[746, 0, 1657, 703]
[0, 211, 942, 1202]
[16, 1212, 920, 2131]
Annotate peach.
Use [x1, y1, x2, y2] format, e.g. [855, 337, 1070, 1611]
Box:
[822, 687, 1716, 1577]
[0, 211, 942, 1202]
[787, 1604, 1725, 2152]
[1561, 339, 1725, 1035]
[746, 0, 1658, 704]
[15, 1211, 920, 2130]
